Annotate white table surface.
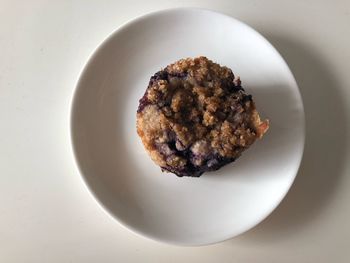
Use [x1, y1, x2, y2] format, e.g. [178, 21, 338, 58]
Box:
[1, 0, 349, 262]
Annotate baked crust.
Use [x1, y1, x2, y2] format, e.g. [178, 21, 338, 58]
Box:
[137, 56, 269, 177]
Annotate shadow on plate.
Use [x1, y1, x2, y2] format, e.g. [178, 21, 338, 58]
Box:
[229, 34, 348, 243]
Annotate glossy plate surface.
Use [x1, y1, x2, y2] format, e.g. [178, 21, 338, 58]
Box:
[71, 8, 305, 245]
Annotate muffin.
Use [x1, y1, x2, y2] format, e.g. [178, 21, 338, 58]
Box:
[136, 56, 269, 177]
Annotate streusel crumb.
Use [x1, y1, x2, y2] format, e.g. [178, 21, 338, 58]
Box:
[137, 56, 269, 177]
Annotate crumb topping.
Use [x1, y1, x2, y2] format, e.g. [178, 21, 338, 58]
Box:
[136, 56, 269, 176]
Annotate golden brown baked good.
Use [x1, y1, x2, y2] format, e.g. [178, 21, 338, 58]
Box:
[137, 56, 269, 177]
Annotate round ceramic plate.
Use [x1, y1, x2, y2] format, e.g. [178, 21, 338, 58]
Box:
[71, 8, 305, 246]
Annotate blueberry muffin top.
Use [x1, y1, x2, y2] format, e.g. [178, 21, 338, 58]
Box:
[137, 56, 269, 177]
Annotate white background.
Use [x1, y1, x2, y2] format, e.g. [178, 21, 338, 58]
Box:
[1, 0, 349, 262]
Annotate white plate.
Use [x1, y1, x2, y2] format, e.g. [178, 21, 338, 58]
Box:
[71, 8, 305, 246]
